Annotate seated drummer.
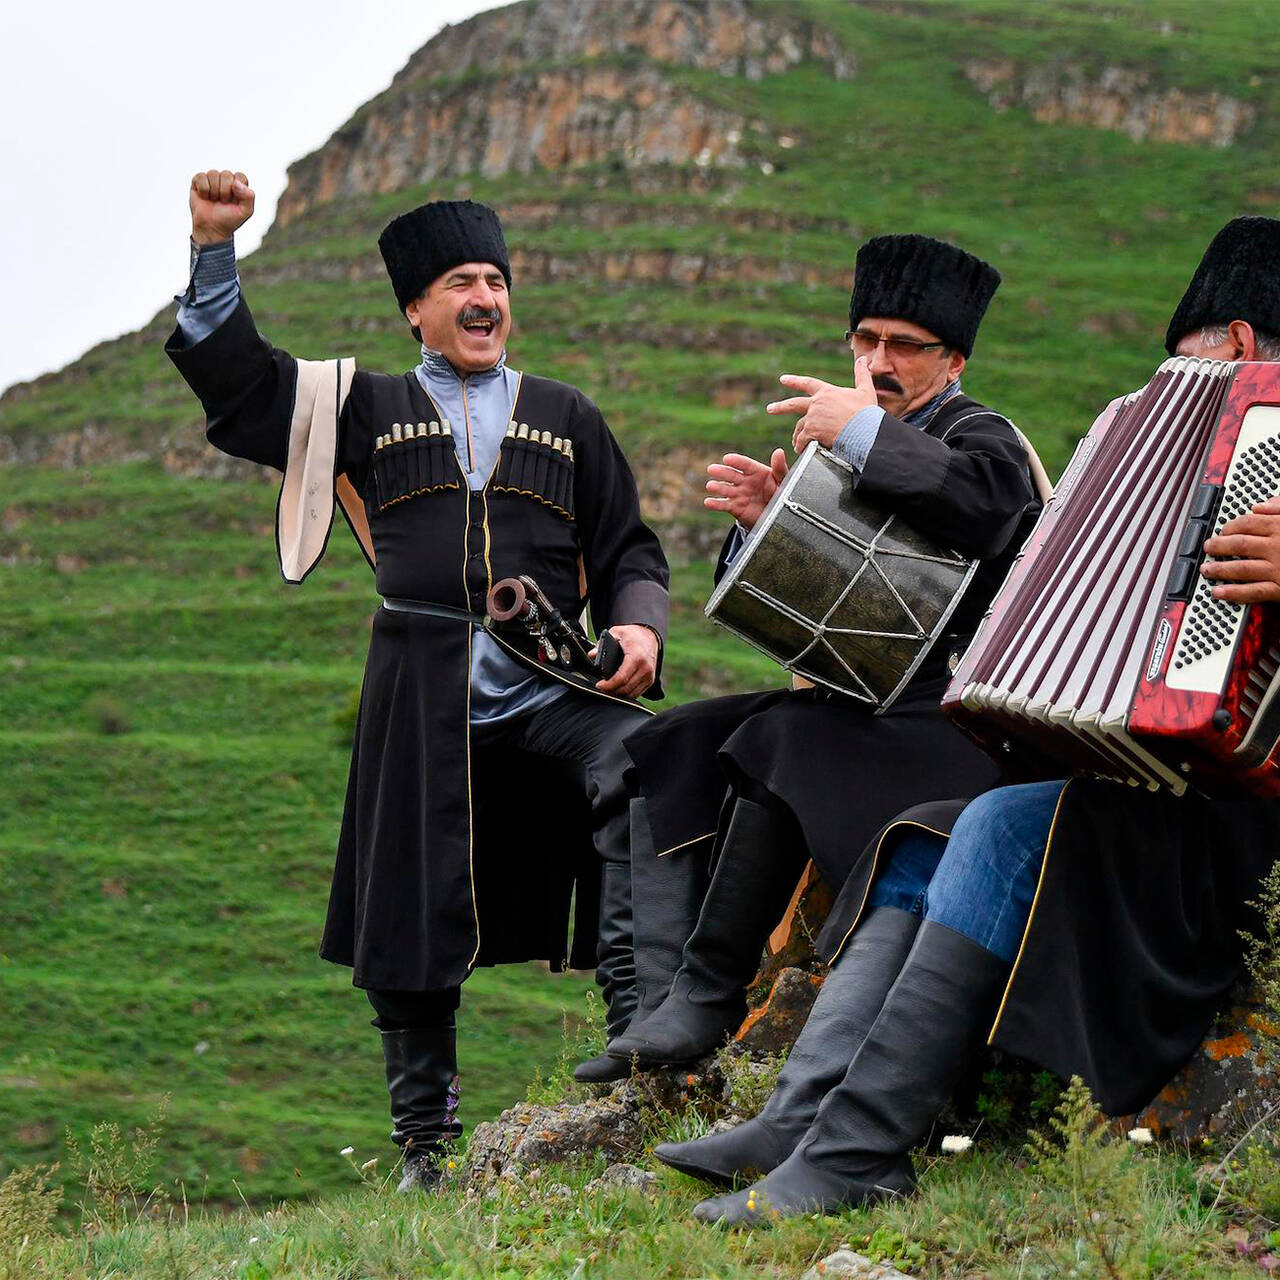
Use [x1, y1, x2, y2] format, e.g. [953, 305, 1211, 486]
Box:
[578, 234, 1044, 1082]
[661, 215, 1280, 1226]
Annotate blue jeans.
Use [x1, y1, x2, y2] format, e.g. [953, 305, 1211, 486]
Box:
[865, 781, 1066, 963]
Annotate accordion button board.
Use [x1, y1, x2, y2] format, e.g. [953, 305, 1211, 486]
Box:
[943, 358, 1280, 797]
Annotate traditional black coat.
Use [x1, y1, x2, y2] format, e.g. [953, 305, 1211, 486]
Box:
[167, 298, 669, 991]
[815, 781, 1278, 1115]
[625, 394, 1042, 889]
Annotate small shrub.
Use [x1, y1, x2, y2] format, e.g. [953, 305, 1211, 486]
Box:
[526, 990, 606, 1105]
[714, 1044, 786, 1119]
[1242, 860, 1280, 1065]
[0, 1164, 61, 1273]
[64, 1097, 169, 1229]
[1025, 1076, 1145, 1278]
[84, 693, 131, 735]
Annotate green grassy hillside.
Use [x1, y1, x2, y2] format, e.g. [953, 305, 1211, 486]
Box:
[4, 0, 1280, 1226]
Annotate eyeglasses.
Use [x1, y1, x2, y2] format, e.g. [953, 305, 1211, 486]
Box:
[845, 329, 946, 359]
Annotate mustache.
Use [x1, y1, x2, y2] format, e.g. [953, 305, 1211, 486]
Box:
[872, 375, 904, 394]
[458, 305, 502, 326]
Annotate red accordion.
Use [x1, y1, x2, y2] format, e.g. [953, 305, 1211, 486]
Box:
[943, 357, 1280, 797]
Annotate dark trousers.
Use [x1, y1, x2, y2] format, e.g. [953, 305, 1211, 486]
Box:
[471, 689, 645, 874]
[368, 985, 462, 1031]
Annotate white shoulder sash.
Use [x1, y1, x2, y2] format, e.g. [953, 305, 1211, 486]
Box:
[277, 356, 374, 582]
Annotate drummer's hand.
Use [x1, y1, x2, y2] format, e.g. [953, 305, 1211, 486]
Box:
[591, 624, 659, 697]
[704, 449, 788, 530]
[1202, 497, 1280, 603]
[768, 359, 878, 453]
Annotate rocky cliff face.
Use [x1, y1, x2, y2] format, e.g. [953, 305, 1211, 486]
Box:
[275, 0, 852, 227]
[965, 58, 1256, 148]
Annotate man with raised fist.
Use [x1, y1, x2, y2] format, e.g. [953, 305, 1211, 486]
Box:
[607, 234, 1046, 1076]
[167, 170, 669, 1189]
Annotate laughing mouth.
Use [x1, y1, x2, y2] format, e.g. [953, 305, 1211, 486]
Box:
[459, 306, 501, 338]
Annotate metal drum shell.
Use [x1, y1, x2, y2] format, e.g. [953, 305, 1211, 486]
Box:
[705, 444, 977, 709]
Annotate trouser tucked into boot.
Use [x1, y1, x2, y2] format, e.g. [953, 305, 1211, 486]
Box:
[368, 987, 463, 1192]
[654, 906, 920, 1186]
[693, 922, 1009, 1226]
[608, 790, 809, 1067]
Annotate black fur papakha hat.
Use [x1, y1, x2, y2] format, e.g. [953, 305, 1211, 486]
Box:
[378, 200, 512, 312]
[1164, 216, 1280, 354]
[849, 234, 1001, 357]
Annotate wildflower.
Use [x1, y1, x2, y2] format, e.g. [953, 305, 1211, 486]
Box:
[685, 1073, 696, 1086]
[941, 1134, 973, 1154]
[361, 1158, 379, 1173]
[778, 135, 796, 149]
[249, 1237, 259, 1245]
[1127, 1126, 1154, 1145]
[340, 1146, 355, 1157]
[760, 161, 775, 176]
[447, 1159, 457, 1171]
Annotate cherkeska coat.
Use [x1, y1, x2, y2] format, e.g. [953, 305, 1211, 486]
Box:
[816, 781, 1279, 1115]
[167, 298, 669, 991]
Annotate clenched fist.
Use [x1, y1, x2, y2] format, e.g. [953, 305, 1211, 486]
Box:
[190, 169, 255, 246]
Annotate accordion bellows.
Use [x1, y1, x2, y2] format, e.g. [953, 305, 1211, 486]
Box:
[944, 357, 1280, 796]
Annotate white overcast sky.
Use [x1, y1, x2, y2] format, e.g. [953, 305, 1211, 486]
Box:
[0, 0, 505, 395]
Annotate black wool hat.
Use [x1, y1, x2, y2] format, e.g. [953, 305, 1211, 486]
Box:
[1164, 216, 1280, 354]
[849, 234, 1001, 357]
[378, 200, 512, 313]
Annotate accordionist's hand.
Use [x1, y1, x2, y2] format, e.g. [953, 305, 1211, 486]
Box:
[1201, 498, 1280, 604]
[704, 450, 789, 530]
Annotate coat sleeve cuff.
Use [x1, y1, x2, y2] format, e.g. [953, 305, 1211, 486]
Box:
[608, 578, 669, 644]
[832, 406, 884, 471]
[165, 295, 273, 411]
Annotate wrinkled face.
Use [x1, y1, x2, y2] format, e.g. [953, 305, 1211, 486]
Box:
[405, 261, 511, 373]
[848, 315, 967, 418]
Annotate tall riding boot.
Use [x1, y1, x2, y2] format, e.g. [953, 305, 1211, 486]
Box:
[654, 907, 920, 1187]
[607, 794, 809, 1067]
[573, 857, 637, 1084]
[575, 798, 708, 1084]
[693, 921, 1009, 1225]
[381, 1021, 464, 1192]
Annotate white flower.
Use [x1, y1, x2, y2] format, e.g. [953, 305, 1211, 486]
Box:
[760, 161, 775, 176]
[778, 135, 796, 149]
[340, 1146, 355, 1157]
[941, 1134, 974, 1154]
[1127, 1127, 1154, 1145]
[248, 1237, 259, 1245]
[194, 1041, 209, 1055]
[360, 1157, 379, 1172]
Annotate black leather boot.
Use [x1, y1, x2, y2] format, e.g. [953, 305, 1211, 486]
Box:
[693, 922, 1008, 1226]
[573, 855, 639, 1084]
[654, 907, 920, 1187]
[607, 795, 809, 1067]
[576, 797, 717, 1084]
[381, 1023, 463, 1192]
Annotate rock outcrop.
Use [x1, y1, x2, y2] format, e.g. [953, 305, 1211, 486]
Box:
[275, 0, 852, 226]
[966, 58, 1256, 147]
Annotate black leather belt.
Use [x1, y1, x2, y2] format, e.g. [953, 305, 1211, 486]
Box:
[381, 596, 487, 626]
